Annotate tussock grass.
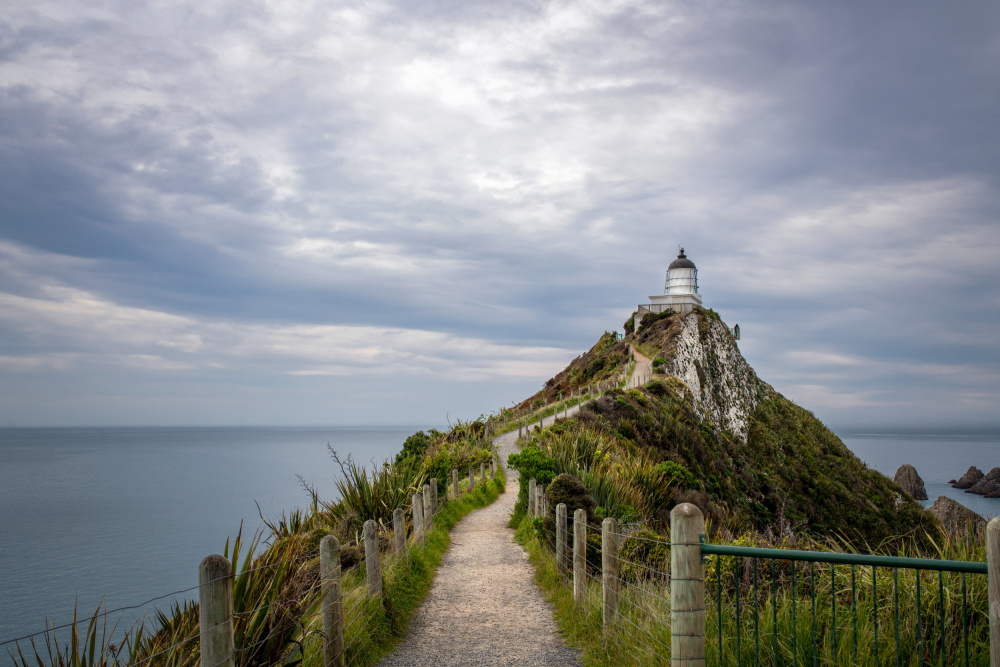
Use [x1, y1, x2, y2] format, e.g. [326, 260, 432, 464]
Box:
[517, 514, 990, 666]
[11, 419, 505, 667]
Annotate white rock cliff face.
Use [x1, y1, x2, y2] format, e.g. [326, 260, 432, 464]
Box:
[665, 313, 764, 443]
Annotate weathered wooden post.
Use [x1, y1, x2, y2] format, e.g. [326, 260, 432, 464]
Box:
[320, 536, 345, 667]
[199, 555, 234, 667]
[412, 493, 424, 546]
[671, 503, 706, 666]
[537, 486, 545, 518]
[423, 484, 432, 534]
[574, 509, 586, 606]
[556, 503, 568, 576]
[988, 517, 1000, 667]
[480, 462, 485, 483]
[528, 478, 536, 516]
[363, 520, 382, 598]
[602, 518, 620, 634]
[452, 468, 459, 499]
[392, 508, 406, 557]
[468, 466, 475, 491]
[431, 478, 438, 512]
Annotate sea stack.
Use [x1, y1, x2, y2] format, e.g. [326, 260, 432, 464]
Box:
[928, 496, 986, 535]
[952, 466, 985, 489]
[966, 467, 1000, 497]
[893, 464, 927, 500]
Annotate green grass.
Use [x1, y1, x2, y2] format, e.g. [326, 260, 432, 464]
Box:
[515, 513, 989, 666]
[10, 423, 505, 667]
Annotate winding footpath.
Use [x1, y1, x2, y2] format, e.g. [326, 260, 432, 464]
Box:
[627, 345, 652, 388]
[377, 424, 581, 666]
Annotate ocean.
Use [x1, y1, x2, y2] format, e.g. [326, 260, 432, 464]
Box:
[0, 426, 427, 647]
[0, 425, 996, 651]
[838, 429, 1000, 519]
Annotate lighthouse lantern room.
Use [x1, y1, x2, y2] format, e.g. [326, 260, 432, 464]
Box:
[636, 248, 703, 323]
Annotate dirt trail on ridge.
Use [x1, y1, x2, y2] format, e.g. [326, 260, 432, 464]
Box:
[628, 345, 653, 388]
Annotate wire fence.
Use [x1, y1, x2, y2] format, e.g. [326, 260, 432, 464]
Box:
[523, 495, 1000, 666]
[4, 463, 501, 667]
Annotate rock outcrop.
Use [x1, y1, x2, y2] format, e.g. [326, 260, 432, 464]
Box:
[966, 467, 1000, 497]
[893, 464, 928, 500]
[952, 466, 985, 489]
[928, 496, 986, 535]
[663, 312, 763, 443]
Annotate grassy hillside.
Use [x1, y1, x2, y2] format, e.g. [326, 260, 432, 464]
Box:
[518, 310, 938, 549]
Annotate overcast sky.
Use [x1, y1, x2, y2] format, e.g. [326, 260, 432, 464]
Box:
[1, 0, 998, 430]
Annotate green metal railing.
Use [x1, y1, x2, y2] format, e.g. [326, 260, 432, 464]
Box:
[700, 542, 988, 666]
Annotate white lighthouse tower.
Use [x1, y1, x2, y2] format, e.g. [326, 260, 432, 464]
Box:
[636, 248, 702, 323]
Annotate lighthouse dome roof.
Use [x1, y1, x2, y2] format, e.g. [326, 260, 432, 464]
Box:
[668, 248, 696, 270]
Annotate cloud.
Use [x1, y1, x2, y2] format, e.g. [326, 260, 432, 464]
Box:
[0, 0, 999, 425]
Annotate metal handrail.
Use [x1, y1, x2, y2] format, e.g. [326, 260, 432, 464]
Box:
[700, 541, 987, 574]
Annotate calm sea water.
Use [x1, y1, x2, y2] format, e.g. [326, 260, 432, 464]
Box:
[839, 429, 1000, 519]
[0, 427, 426, 646]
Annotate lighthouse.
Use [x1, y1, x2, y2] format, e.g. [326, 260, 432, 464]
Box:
[635, 248, 703, 324]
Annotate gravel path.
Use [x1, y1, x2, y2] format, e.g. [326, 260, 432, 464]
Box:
[377, 426, 581, 666]
[627, 345, 652, 388]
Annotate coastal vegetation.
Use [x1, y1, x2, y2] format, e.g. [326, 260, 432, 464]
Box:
[511, 309, 938, 550]
[507, 307, 991, 664]
[9, 421, 502, 667]
[515, 512, 990, 666]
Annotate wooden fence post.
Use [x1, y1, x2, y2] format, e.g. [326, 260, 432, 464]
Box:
[320, 536, 344, 667]
[988, 517, 1000, 667]
[423, 484, 432, 534]
[392, 508, 405, 557]
[671, 503, 706, 666]
[452, 468, 459, 499]
[574, 509, 586, 606]
[199, 555, 234, 667]
[412, 493, 424, 547]
[537, 486, 545, 518]
[602, 517, 619, 635]
[556, 503, 567, 576]
[528, 478, 536, 517]
[363, 520, 382, 598]
[430, 478, 438, 511]
[480, 462, 485, 483]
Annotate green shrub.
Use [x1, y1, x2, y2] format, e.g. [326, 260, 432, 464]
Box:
[545, 473, 597, 519]
[619, 527, 669, 582]
[395, 430, 432, 462]
[507, 446, 557, 523]
[656, 460, 696, 488]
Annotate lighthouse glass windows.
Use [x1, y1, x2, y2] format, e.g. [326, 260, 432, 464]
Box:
[665, 267, 698, 295]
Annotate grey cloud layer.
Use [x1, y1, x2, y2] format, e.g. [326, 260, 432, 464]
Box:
[1, 0, 998, 426]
